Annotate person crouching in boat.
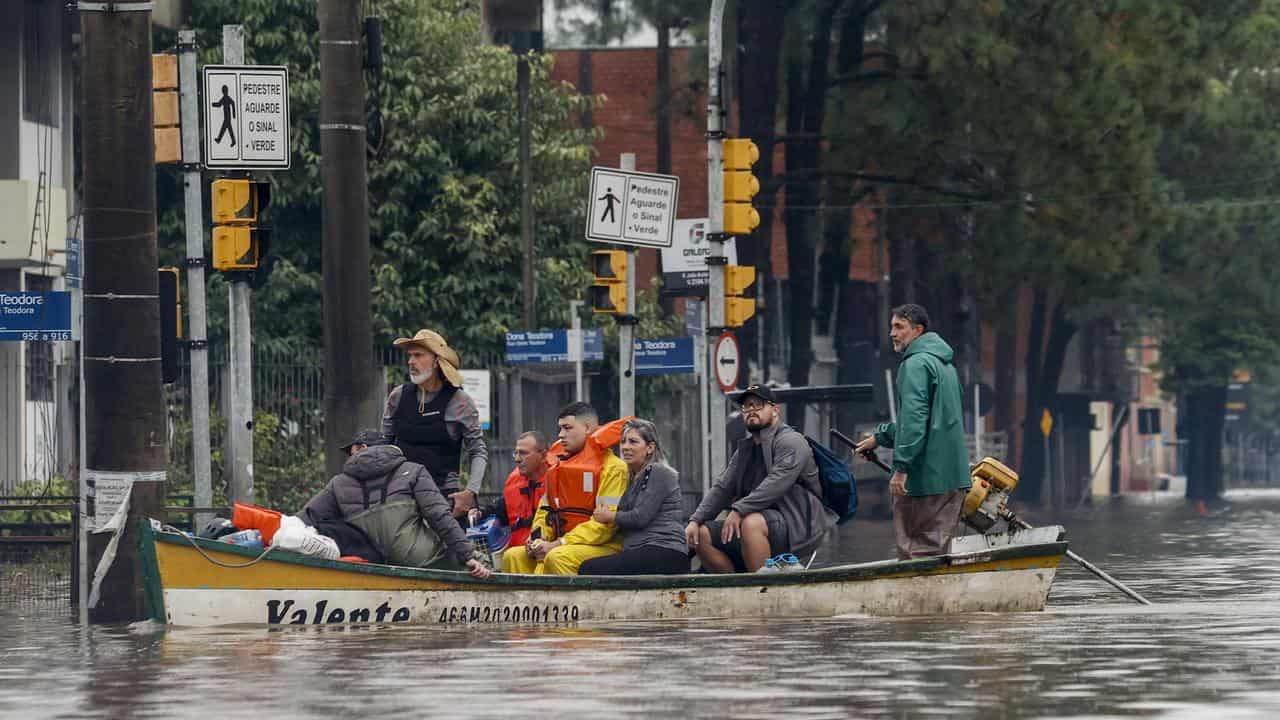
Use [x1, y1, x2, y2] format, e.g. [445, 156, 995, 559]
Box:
[300, 433, 492, 579]
[685, 385, 837, 572]
[467, 430, 549, 549]
[502, 402, 629, 575]
[579, 419, 690, 575]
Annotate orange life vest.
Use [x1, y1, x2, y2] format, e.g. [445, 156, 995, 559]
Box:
[501, 465, 545, 548]
[542, 417, 631, 537]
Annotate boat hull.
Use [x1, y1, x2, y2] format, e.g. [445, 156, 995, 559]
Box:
[139, 521, 1066, 627]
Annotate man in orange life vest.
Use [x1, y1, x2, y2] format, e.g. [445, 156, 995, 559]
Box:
[502, 402, 629, 575]
[468, 430, 549, 549]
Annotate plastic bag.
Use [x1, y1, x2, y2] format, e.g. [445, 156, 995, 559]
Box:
[271, 515, 340, 560]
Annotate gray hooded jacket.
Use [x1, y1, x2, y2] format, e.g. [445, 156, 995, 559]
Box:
[300, 444, 473, 566]
[690, 422, 837, 554]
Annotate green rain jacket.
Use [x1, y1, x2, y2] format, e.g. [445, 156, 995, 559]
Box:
[873, 332, 972, 497]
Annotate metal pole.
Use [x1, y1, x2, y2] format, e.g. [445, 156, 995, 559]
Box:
[974, 383, 983, 460]
[519, 56, 535, 329]
[707, 0, 728, 476]
[885, 368, 897, 423]
[619, 153, 637, 418]
[700, 301, 711, 496]
[223, 26, 254, 504]
[570, 299, 584, 400]
[178, 30, 213, 527]
[81, 0, 167, 622]
[318, 2, 377, 477]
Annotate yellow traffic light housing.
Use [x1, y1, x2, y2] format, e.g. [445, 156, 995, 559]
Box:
[158, 267, 182, 383]
[212, 226, 260, 271]
[724, 264, 757, 327]
[723, 138, 760, 170]
[723, 138, 760, 236]
[153, 54, 180, 165]
[211, 179, 270, 225]
[590, 249, 628, 314]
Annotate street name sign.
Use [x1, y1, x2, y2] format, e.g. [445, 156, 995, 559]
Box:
[505, 329, 605, 364]
[585, 166, 680, 248]
[202, 65, 290, 169]
[634, 337, 695, 376]
[714, 332, 740, 392]
[0, 291, 72, 341]
[661, 218, 738, 295]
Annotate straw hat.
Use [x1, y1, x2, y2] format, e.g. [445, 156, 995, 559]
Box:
[393, 329, 463, 387]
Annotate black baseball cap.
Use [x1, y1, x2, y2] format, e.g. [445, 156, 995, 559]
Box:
[341, 428, 384, 452]
[737, 384, 777, 406]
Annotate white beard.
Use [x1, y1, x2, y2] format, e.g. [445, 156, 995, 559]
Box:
[409, 370, 429, 385]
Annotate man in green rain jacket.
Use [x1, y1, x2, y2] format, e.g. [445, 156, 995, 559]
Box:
[856, 304, 971, 559]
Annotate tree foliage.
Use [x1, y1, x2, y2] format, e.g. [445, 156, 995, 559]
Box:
[160, 0, 601, 360]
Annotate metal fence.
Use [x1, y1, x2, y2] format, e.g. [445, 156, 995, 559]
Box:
[0, 496, 75, 608]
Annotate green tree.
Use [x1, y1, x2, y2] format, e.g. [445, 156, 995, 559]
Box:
[161, 0, 600, 360]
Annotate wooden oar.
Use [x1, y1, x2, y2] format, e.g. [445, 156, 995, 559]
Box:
[830, 429, 1153, 606]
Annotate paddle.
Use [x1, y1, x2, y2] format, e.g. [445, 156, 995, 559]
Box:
[830, 429, 1152, 606]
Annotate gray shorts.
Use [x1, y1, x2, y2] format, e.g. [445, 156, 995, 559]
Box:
[704, 508, 790, 572]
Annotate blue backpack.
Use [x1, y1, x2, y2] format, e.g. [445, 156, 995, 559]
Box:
[806, 437, 858, 524]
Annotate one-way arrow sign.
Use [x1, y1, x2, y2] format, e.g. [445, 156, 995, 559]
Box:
[714, 332, 740, 392]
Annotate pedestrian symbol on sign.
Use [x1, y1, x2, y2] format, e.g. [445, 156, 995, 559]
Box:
[598, 187, 620, 223]
[212, 85, 237, 146]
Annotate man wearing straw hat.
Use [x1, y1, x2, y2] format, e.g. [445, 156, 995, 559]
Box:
[383, 329, 488, 518]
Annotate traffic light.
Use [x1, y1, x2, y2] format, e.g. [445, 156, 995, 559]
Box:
[211, 179, 270, 272]
[590, 249, 627, 314]
[158, 267, 182, 383]
[723, 138, 760, 236]
[153, 54, 180, 164]
[724, 264, 756, 327]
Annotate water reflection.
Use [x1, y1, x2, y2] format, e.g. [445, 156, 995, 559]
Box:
[3, 491, 1280, 718]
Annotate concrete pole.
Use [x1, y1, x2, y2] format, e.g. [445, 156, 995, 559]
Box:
[318, 1, 378, 477]
[699, 301, 711, 496]
[707, 0, 729, 476]
[223, 26, 255, 504]
[81, 0, 167, 623]
[178, 30, 213, 526]
[619, 153, 637, 418]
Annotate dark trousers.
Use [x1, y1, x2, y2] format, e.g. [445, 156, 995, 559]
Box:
[578, 545, 690, 575]
[892, 488, 966, 560]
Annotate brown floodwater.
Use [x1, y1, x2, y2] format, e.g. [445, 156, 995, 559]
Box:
[3, 489, 1279, 719]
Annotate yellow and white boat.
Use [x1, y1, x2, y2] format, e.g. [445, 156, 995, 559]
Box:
[138, 519, 1068, 627]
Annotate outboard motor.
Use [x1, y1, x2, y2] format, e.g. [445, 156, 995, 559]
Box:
[961, 457, 1021, 532]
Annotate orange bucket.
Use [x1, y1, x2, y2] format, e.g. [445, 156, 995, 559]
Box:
[232, 502, 283, 545]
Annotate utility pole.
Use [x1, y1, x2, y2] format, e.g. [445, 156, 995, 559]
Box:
[569, 299, 584, 400]
[318, 0, 377, 476]
[223, 26, 254, 504]
[619, 153, 637, 419]
[707, 0, 729, 476]
[178, 30, 213, 526]
[80, 0, 167, 623]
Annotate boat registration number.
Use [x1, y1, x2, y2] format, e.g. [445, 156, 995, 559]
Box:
[437, 604, 581, 624]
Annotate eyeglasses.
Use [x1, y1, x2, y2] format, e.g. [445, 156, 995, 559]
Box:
[741, 400, 770, 412]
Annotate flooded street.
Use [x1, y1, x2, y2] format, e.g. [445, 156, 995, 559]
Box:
[4, 490, 1280, 719]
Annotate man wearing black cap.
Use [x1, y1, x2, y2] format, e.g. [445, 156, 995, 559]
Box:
[685, 385, 837, 572]
[341, 428, 385, 457]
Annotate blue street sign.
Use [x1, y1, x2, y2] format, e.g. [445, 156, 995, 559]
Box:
[65, 236, 82, 289]
[505, 329, 605, 364]
[0, 292, 73, 341]
[635, 337, 695, 376]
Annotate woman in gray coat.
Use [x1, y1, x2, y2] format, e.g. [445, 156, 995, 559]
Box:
[579, 419, 690, 575]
